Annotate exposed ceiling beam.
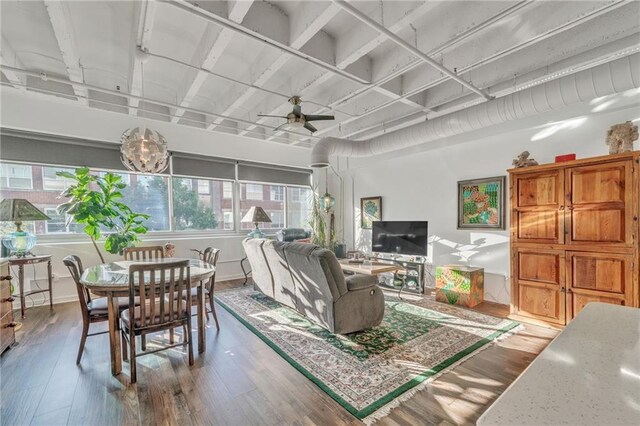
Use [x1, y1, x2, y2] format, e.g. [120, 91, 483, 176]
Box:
[171, 0, 370, 85]
[172, 0, 255, 124]
[0, 64, 320, 143]
[313, 0, 631, 138]
[208, 2, 341, 131]
[43, 0, 88, 105]
[333, 0, 492, 101]
[0, 36, 26, 91]
[128, 0, 157, 115]
[245, 0, 437, 138]
[332, 33, 640, 141]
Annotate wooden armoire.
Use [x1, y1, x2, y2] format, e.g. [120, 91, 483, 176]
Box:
[509, 151, 639, 327]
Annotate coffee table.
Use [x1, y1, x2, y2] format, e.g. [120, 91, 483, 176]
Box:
[338, 259, 400, 276]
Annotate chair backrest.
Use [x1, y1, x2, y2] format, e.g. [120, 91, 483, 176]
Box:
[62, 255, 92, 318]
[127, 259, 190, 328]
[123, 246, 165, 261]
[201, 247, 221, 267]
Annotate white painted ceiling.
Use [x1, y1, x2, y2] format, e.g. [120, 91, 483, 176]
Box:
[1, 0, 638, 149]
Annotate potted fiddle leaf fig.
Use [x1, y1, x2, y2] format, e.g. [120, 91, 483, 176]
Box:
[56, 167, 150, 263]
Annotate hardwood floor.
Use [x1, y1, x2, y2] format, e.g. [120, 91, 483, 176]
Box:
[0, 280, 558, 425]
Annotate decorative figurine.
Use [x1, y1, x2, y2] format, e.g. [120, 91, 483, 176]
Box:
[164, 242, 175, 257]
[512, 151, 538, 168]
[606, 121, 638, 154]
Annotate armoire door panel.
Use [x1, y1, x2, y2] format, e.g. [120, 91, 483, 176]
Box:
[512, 170, 564, 244]
[516, 210, 560, 241]
[569, 165, 626, 204]
[517, 251, 561, 285]
[566, 251, 633, 320]
[517, 174, 559, 207]
[566, 161, 632, 246]
[567, 252, 632, 295]
[518, 283, 565, 324]
[514, 249, 565, 324]
[569, 293, 625, 319]
[570, 208, 625, 243]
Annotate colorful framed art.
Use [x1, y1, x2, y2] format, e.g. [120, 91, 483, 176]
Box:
[360, 196, 382, 229]
[457, 176, 506, 230]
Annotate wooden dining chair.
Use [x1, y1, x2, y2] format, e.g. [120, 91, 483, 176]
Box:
[120, 259, 192, 383]
[186, 247, 221, 330]
[63, 255, 131, 365]
[123, 246, 165, 261]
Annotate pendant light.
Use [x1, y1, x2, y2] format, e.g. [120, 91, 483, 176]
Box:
[120, 47, 169, 174]
[319, 168, 335, 212]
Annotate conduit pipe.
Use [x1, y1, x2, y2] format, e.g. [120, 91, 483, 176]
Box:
[310, 54, 640, 167]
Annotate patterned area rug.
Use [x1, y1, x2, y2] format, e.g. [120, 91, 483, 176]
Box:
[215, 287, 519, 424]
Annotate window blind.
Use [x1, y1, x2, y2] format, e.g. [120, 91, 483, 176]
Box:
[237, 161, 312, 186]
[0, 129, 135, 172]
[171, 152, 236, 180]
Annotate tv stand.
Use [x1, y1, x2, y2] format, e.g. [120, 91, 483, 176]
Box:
[369, 254, 428, 294]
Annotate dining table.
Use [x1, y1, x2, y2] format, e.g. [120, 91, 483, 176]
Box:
[80, 258, 215, 376]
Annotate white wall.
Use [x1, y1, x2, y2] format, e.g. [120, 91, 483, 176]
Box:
[0, 87, 318, 308]
[0, 88, 311, 168]
[16, 234, 249, 307]
[335, 90, 640, 305]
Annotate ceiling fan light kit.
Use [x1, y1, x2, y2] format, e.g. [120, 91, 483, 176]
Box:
[258, 96, 335, 134]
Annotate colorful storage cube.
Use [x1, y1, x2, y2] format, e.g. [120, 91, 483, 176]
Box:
[435, 265, 484, 308]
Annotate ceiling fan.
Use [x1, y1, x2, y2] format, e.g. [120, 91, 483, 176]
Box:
[258, 96, 335, 134]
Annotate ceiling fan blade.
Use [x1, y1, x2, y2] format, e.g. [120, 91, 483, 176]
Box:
[292, 104, 302, 117]
[258, 114, 287, 118]
[273, 122, 288, 132]
[304, 122, 318, 133]
[304, 115, 335, 122]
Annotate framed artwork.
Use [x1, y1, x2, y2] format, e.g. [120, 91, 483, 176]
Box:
[457, 176, 506, 230]
[360, 196, 382, 229]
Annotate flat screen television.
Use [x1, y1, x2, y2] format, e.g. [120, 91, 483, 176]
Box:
[371, 221, 428, 256]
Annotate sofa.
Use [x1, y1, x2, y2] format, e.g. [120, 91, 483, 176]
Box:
[242, 238, 385, 334]
[275, 228, 311, 242]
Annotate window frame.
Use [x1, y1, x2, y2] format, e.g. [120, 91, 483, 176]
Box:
[0, 160, 313, 241]
[0, 163, 34, 190]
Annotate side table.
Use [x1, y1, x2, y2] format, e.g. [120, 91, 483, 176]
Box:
[240, 256, 251, 285]
[9, 255, 53, 319]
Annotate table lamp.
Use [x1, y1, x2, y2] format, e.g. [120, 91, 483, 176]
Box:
[0, 199, 51, 257]
[241, 206, 272, 238]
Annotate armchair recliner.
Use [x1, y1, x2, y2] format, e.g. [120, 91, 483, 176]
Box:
[242, 238, 384, 334]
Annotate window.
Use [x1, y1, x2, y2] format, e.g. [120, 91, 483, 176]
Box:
[269, 211, 285, 228]
[223, 182, 233, 199]
[44, 207, 82, 234]
[287, 186, 313, 228]
[270, 186, 284, 201]
[43, 166, 74, 191]
[0, 159, 311, 235]
[245, 183, 263, 200]
[99, 171, 130, 185]
[172, 177, 233, 231]
[118, 174, 170, 232]
[240, 182, 284, 230]
[223, 211, 233, 230]
[197, 180, 210, 194]
[0, 163, 33, 189]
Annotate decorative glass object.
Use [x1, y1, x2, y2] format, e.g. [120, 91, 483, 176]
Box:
[0, 199, 51, 257]
[120, 127, 169, 173]
[320, 192, 335, 212]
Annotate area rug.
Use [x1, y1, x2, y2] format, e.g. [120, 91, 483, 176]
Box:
[215, 287, 520, 424]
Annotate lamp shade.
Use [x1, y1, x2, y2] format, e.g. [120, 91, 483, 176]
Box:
[0, 199, 51, 222]
[0, 199, 50, 257]
[241, 206, 272, 224]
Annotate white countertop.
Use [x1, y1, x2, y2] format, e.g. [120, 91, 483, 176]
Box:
[478, 303, 640, 425]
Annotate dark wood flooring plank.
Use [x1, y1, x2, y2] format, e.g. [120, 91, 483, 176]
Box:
[1, 280, 558, 426]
